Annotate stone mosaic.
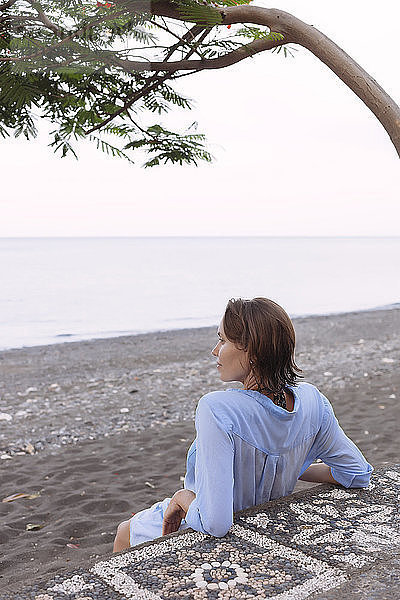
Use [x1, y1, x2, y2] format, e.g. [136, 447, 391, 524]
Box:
[5, 465, 400, 600]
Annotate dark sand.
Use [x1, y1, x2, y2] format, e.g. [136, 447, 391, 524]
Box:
[0, 307, 399, 593]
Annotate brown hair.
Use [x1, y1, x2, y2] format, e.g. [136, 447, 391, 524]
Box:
[222, 297, 303, 394]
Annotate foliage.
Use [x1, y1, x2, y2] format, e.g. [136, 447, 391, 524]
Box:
[0, 0, 292, 166]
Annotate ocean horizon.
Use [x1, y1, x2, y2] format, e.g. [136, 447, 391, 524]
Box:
[1, 236, 399, 351]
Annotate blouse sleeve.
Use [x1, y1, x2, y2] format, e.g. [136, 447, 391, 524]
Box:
[302, 392, 373, 488]
[184, 394, 235, 537]
[183, 439, 196, 493]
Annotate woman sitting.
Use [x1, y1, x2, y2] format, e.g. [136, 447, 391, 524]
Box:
[113, 297, 373, 552]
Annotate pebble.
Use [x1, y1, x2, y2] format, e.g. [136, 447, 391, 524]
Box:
[0, 413, 12, 421]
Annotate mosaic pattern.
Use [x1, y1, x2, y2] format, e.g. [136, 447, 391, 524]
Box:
[6, 465, 400, 600]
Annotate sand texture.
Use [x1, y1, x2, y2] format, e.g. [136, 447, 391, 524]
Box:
[0, 307, 399, 593]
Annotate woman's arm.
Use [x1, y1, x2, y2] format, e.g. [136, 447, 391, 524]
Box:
[298, 463, 339, 484]
[184, 394, 235, 537]
[305, 393, 373, 488]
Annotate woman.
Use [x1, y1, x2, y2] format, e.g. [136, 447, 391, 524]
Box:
[113, 297, 373, 552]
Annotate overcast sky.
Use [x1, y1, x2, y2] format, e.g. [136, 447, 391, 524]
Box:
[1, 0, 399, 237]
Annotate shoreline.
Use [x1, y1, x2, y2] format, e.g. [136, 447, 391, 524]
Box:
[1, 301, 400, 354]
[0, 305, 399, 590]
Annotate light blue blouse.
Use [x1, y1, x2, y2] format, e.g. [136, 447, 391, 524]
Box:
[129, 382, 373, 547]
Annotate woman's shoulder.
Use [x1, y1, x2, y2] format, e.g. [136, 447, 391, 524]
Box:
[293, 382, 334, 421]
[293, 381, 319, 392]
[195, 389, 246, 425]
[197, 389, 241, 409]
[293, 381, 327, 399]
[201, 388, 241, 397]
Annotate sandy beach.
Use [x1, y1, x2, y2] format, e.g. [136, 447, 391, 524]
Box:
[0, 306, 399, 594]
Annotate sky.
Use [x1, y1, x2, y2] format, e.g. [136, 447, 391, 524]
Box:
[1, 0, 399, 237]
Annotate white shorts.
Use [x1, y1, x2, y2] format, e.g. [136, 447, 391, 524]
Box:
[129, 496, 191, 547]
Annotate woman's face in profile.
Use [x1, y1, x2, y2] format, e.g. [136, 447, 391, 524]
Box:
[211, 319, 250, 384]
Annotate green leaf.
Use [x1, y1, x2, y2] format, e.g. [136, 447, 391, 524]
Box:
[174, 1, 223, 26]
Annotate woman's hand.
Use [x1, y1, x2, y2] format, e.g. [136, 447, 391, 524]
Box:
[162, 496, 186, 536]
[162, 489, 196, 536]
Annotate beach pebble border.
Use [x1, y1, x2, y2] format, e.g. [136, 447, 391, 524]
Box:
[6, 465, 400, 600]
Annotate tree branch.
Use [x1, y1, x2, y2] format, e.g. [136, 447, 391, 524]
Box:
[0, 0, 18, 10]
[118, 2, 400, 157]
[152, 18, 206, 60]
[110, 33, 287, 72]
[26, 0, 64, 36]
[85, 23, 206, 135]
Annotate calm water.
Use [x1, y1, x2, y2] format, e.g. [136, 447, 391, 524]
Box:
[1, 237, 399, 350]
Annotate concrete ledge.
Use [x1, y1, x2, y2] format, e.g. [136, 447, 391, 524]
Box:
[4, 464, 400, 599]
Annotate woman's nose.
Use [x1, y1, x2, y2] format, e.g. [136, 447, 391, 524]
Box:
[211, 343, 219, 356]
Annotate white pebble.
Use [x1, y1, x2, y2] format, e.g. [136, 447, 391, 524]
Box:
[120, 408, 129, 413]
[211, 561, 220, 567]
[0, 413, 12, 422]
[207, 583, 219, 590]
[230, 563, 241, 569]
[389, 394, 396, 399]
[227, 580, 237, 588]
[201, 563, 212, 570]
[221, 560, 231, 567]
[323, 371, 333, 376]
[195, 581, 207, 588]
[382, 357, 395, 363]
[219, 582, 228, 590]
[0, 454, 12, 460]
[235, 577, 248, 584]
[15, 410, 28, 417]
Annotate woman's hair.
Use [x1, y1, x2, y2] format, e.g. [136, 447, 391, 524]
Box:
[222, 297, 303, 394]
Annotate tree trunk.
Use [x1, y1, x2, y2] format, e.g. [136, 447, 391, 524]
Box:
[273, 9, 400, 158]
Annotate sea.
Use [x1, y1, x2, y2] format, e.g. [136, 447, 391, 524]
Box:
[1, 236, 399, 351]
